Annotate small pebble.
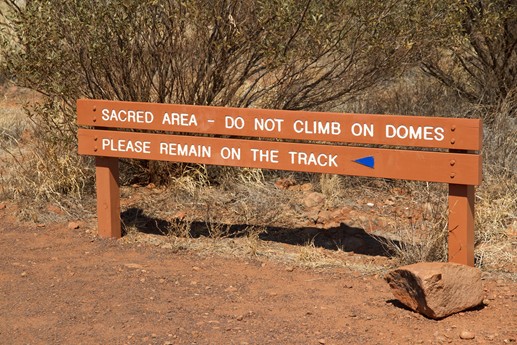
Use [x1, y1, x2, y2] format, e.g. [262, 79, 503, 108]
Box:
[68, 222, 80, 230]
[460, 331, 475, 340]
[435, 335, 446, 343]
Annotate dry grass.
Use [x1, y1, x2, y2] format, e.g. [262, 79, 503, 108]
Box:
[0, 139, 91, 200]
[381, 220, 448, 266]
[319, 174, 346, 208]
[344, 71, 516, 271]
[0, 86, 89, 217]
[0, 108, 27, 145]
[472, 94, 517, 270]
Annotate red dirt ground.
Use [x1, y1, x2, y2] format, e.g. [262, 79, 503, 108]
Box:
[1, 210, 516, 345]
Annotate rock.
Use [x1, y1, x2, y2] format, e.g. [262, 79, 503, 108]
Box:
[0, 203, 6, 210]
[459, 331, 475, 340]
[485, 334, 496, 341]
[274, 177, 295, 190]
[303, 192, 325, 208]
[385, 262, 483, 319]
[297, 183, 313, 191]
[68, 221, 80, 230]
[316, 210, 331, 223]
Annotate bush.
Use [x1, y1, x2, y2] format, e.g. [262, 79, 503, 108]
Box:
[418, 0, 517, 113]
[0, 0, 420, 189]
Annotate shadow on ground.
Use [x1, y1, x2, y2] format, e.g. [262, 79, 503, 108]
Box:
[121, 207, 399, 257]
[385, 299, 487, 319]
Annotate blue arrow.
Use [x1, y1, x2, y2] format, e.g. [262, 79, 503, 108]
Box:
[353, 156, 375, 169]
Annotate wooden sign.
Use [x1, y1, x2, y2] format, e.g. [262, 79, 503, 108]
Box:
[78, 129, 481, 185]
[77, 99, 483, 266]
[77, 99, 482, 150]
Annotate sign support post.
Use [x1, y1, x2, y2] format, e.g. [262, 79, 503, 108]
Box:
[448, 184, 475, 266]
[95, 156, 121, 238]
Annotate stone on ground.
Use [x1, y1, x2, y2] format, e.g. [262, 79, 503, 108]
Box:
[385, 262, 483, 319]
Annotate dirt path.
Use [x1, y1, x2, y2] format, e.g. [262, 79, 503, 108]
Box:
[0, 217, 516, 345]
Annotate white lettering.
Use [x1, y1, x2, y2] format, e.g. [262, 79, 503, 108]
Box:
[254, 118, 284, 132]
[159, 142, 211, 157]
[225, 116, 245, 130]
[101, 138, 151, 154]
[101, 109, 154, 124]
[385, 124, 396, 138]
[398, 125, 409, 139]
[434, 127, 445, 141]
[162, 113, 198, 126]
[101, 108, 109, 121]
[385, 124, 446, 141]
[220, 146, 241, 160]
[288, 151, 338, 167]
[293, 120, 341, 135]
[250, 148, 279, 163]
[351, 123, 374, 137]
[410, 126, 423, 139]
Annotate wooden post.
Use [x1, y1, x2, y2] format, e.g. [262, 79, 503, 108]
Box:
[95, 156, 121, 238]
[448, 184, 475, 266]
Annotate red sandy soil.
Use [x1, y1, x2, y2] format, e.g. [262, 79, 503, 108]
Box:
[1, 212, 516, 345]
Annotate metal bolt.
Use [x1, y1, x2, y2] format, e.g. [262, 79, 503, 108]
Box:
[94, 147, 98, 152]
[451, 125, 456, 132]
[93, 106, 97, 112]
[450, 173, 456, 178]
[450, 138, 456, 144]
[450, 160, 456, 166]
[93, 117, 97, 123]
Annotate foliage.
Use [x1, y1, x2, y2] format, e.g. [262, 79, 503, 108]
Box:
[2, 0, 417, 108]
[0, 0, 420, 185]
[417, 0, 517, 113]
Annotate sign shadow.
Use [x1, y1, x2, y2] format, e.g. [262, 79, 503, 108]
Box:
[120, 207, 399, 258]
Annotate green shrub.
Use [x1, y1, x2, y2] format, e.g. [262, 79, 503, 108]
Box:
[0, 0, 418, 190]
[418, 0, 517, 113]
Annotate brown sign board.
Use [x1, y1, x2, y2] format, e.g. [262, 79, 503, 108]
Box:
[77, 98, 482, 266]
[77, 99, 482, 150]
[78, 129, 481, 185]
